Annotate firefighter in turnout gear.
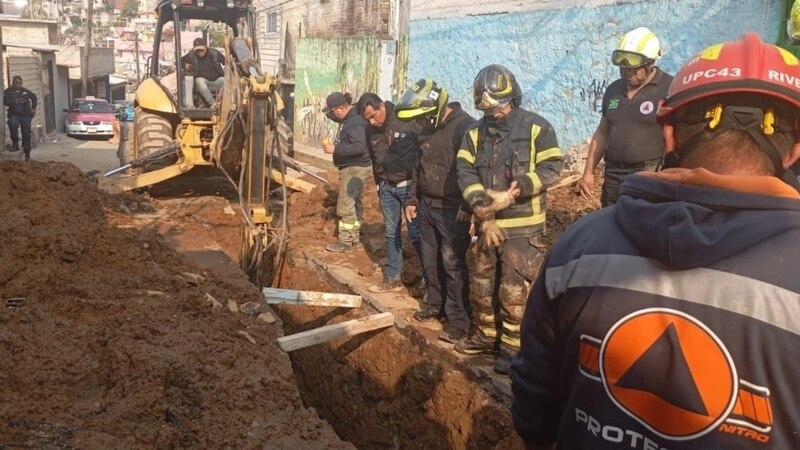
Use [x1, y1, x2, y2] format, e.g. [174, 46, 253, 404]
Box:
[456, 64, 564, 375]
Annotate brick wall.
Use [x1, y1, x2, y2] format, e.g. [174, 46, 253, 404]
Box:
[305, 0, 391, 38]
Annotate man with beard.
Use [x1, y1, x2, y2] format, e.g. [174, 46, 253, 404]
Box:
[577, 27, 673, 206]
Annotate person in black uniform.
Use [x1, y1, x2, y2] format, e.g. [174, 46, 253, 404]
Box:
[396, 79, 475, 344]
[578, 27, 673, 207]
[3, 76, 37, 161]
[357, 92, 426, 293]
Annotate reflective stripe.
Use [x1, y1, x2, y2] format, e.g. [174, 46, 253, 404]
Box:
[478, 326, 497, 338]
[530, 123, 541, 171]
[457, 148, 475, 164]
[464, 183, 485, 197]
[339, 220, 357, 230]
[354, 220, 362, 229]
[468, 128, 479, 149]
[478, 312, 495, 323]
[501, 333, 521, 349]
[545, 254, 800, 335]
[496, 213, 545, 229]
[526, 172, 543, 193]
[535, 146, 562, 164]
[503, 320, 520, 333]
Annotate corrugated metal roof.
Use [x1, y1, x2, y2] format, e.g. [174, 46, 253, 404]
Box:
[3, 42, 60, 52]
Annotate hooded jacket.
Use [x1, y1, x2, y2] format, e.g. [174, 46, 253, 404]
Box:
[510, 171, 800, 449]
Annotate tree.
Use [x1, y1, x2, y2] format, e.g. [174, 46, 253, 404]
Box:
[121, 0, 139, 19]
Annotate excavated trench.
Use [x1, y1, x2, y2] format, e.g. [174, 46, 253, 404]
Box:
[273, 252, 520, 450]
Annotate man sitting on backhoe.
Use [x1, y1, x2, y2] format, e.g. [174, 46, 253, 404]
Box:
[181, 37, 225, 107]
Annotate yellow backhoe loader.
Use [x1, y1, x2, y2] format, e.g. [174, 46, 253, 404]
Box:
[101, 0, 297, 286]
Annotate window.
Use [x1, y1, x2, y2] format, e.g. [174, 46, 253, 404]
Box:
[266, 11, 279, 34]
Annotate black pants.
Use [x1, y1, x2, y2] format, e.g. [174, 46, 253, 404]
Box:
[419, 201, 471, 332]
[8, 115, 32, 154]
[602, 159, 661, 207]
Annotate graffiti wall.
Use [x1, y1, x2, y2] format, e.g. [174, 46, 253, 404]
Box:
[294, 36, 382, 146]
[407, 0, 784, 150]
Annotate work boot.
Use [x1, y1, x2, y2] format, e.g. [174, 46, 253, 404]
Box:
[413, 308, 446, 323]
[408, 278, 427, 298]
[438, 326, 467, 344]
[369, 277, 403, 293]
[325, 241, 354, 253]
[454, 334, 494, 355]
[23, 153, 30, 162]
[493, 354, 512, 375]
[10, 143, 19, 152]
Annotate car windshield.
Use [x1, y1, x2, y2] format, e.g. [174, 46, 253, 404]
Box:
[72, 100, 114, 113]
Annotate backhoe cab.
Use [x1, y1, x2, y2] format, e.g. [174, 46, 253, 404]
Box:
[103, 0, 290, 286]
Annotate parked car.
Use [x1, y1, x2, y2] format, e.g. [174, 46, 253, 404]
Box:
[64, 97, 116, 138]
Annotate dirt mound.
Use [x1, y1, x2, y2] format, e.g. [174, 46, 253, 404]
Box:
[0, 161, 350, 449]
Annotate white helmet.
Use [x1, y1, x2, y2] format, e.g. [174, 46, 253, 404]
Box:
[612, 27, 661, 68]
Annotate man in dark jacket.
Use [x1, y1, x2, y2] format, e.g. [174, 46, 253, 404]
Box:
[396, 79, 475, 344]
[512, 33, 800, 450]
[3, 76, 37, 161]
[357, 93, 425, 293]
[456, 65, 564, 375]
[181, 37, 225, 107]
[322, 92, 372, 252]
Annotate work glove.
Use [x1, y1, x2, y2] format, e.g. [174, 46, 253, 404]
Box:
[485, 188, 515, 212]
[479, 217, 506, 250]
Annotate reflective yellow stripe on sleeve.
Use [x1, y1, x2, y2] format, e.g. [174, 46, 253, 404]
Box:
[535, 146, 563, 164]
[457, 149, 475, 164]
[529, 124, 540, 171]
[464, 183, 485, 197]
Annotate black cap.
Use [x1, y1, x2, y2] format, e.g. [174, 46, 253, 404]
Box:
[322, 92, 348, 113]
[193, 37, 207, 50]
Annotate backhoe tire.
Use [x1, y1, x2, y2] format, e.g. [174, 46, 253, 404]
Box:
[117, 123, 139, 175]
[134, 106, 174, 171]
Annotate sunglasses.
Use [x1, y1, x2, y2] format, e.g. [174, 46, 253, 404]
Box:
[611, 50, 652, 69]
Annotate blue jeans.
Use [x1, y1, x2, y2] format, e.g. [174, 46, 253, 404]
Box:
[379, 181, 423, 281]
[195, 77, 224, 105]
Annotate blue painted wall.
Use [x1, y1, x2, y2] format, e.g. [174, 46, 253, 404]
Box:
[408, 0, 784, 150]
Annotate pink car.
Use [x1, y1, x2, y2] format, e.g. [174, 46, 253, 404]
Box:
[64, 97, 116, 137]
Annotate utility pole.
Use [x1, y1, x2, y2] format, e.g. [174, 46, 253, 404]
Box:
[134, 30, 141, 83]
[81, 0, 94, 97]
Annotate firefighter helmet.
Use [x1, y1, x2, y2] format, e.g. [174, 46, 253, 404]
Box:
[611, 27, 662, 68]
[472, 64, 522, 114]
[657, 32, 800, 173]
[395, 79, 449, 127]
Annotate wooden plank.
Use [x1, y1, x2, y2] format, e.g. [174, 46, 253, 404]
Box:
[263, 287, 362, 308]
[548, 174, 581, 191]
[269, 168, 315, 194]
[277, 312, 395, 352]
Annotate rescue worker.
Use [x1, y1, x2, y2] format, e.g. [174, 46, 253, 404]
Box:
[578, 27, 673, 207]
[456, 65, 564, 375]
[356, 92, 425, 293]
[3, 75, 37, 161]
[321, 91, 371, 252]
[396, 79, 475, 343]
[511, 33, 800, 450]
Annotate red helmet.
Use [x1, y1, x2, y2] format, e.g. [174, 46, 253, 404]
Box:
[658, 32, 800, 121]
[658, 33, 800, 174]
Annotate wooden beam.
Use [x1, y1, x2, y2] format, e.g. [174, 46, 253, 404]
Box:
[263, 287, 362, 308]
[277, 312, 395, 352]
[269, 169, 315, 194]
[548, 174, 581, 191]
